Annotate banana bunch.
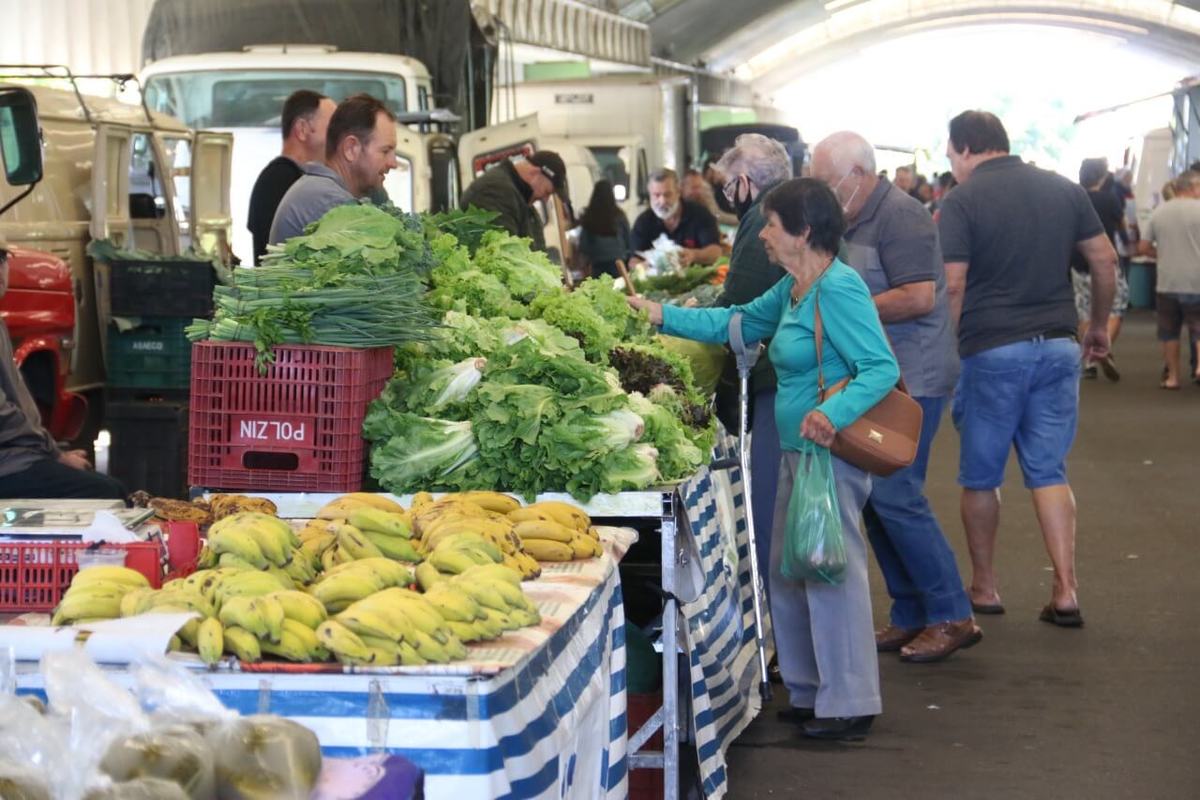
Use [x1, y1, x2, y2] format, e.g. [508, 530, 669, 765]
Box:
[50, 565, 151, 626]
[328, 587, 466, 666]
[509, 501, 602, 562]
[414, 493, 541, 580]
[206, 512, 302, 570]
[307, 557, 414, 614]
[216, 589, 331, 664]
[308, 495, 422, 567]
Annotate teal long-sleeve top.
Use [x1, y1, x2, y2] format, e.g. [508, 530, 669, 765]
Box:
[661, 259, 900, 452]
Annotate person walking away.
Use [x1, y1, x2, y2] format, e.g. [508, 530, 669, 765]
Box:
[1137, 170, 1200, 389]
[630, 178, 900, 741]
[269, 94, 398, 245]
[246, 90, 336, 264]
[576, 180, 630, 281]
[1071, 159, 1128, 381]
[811, 131, 979, 662]
[460, 151, 569, 252]
[628, 169, 722, 269]
[938, 111, 1117, 627]
[0, 247, 126, 500]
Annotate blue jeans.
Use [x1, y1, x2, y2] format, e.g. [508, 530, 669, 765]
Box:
[864, 395, 972, 629]
[749, 390, 781, 600]
[952, 337, 1081, 490]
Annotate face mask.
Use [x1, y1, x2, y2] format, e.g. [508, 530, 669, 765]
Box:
[731, 177, 756, 219]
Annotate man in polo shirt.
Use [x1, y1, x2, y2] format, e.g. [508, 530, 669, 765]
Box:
[269, 93, 398, 245]
[812, 131, 978, 663]
[938, 111, 1117, 629]
[459, 151, 568, 252]
[629, 168, 722, 269]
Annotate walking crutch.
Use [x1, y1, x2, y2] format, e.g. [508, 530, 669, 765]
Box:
[711, 312, 773, 702]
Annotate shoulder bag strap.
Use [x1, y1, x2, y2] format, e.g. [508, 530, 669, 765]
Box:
[813, 288, 827, 401]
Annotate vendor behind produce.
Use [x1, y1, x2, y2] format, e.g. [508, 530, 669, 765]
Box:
[269, 94, 398, 245]
[459, 151, 569, 252]
[0, 246, 126, 500]
[630, 168, 722, 269]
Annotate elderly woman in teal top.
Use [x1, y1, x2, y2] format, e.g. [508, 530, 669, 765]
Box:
[630, 178, 899, 742]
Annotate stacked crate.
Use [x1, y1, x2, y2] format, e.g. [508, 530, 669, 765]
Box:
[98, 258, 216, 499]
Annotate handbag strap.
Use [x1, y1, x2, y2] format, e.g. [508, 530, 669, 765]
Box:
[811, 286, 908, 403]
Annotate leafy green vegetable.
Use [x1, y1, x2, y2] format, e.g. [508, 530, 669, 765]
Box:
[422, 206, 501, 254]
[567, 443, 661, 498]
[396, 358, 486, 414]
[633, 265, 719, 296]
[527, 290, 616, 361]
[574, 275, 654, 341]
[365, 411, 480, 488]
[629, 392, 705, 480]
[473, 229, 563, 301]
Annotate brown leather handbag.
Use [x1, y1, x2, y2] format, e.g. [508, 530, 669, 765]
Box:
[812, 295, 923, 477]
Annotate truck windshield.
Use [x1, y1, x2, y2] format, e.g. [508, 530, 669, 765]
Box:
[143, 70, 408, 128]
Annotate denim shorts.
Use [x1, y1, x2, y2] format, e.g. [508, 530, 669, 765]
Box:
[952, 337, 1081, 490]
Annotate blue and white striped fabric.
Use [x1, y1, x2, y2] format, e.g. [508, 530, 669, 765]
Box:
[15, 567, 629, 800]
[678, 437, 772, 799]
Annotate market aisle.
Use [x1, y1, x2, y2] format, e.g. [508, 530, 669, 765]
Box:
[724, 310, 1200, 798]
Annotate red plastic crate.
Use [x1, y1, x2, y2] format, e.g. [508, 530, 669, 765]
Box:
[0, 539, 165, 613]
[188, 342, 394, 492]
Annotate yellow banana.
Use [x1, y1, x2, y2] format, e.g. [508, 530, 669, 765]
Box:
[240, 517, 293, 567]
[120, 588, 154, 618]
[213, 570, 288, 606]
[196, 546, 217, 569]
[483, 608, 520, 632]
[427, 548, 482, 576]
[283, 551, 316, 584]
[218, 596, 272, 640]
[473, 609, 504, 638]
[528, 501, 590, 531]
[343, 493, 407, 514]
[481, 577, 534, 612]
[336, 524, 385, 561]
[348, 508, 413, 539]
[569, 535, 594, 560]
[169, 635, 183, 652]
[322, 557, 413, 588]
[509, 607, 542, 628]
[222, 625, 262, 662]
[272, 590, 327, 629]
[370, 589, 449, 641]
[454, 491, 521, 514]
[445, 619, 486, 643]
[51, 587, 127, 625]
[422, 585, 482, 622]
[443, 633, 468, 660]
[462, 563, 523, 587]
[207, 528, 269, 569]
[410, 491, 435, 514]
[585, 526, 601, 541]
[359, 634, 402, 657]
[363, 530, 423, 562]
[414, 561, 446, 592]
[513, 520, 576, 544]
[506, 507, 556, 524]
[521, 539, 575, 562]
[310, 571, 383, 611]
[265, 565, 296, 591]
[398, 641, 427, 666]
[337, 605, 412, 643]
[410, 630, 451, 663]
[144, 590, 216, 618]
[316, 620, 374, 663]
[71, 565, 150, 590]
[260, 619, 323, 662]
[450, 578, 510, 613]
[316, 497, 371, 520]
[217, 553, 258, 571]
[515, 551, 543, 580]
[197, 617, 224, 665]
[175, 617, 201, 647]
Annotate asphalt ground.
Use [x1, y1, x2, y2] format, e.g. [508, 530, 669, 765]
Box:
[723, 310, 1200, 799]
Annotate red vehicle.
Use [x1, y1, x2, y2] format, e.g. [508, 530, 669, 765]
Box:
[0, 245, 86, 441]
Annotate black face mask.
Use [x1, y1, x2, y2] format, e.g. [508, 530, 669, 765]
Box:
[732, 177, 756, 219]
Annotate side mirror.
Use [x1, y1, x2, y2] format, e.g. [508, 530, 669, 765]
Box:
[0, 87, 43, 186]
[613, 183, 628, 203]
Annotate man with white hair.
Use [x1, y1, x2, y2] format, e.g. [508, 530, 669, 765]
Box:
[811, 131, 979, 664]
[712, 133, 792, 685]
[629, 168, 722, 268]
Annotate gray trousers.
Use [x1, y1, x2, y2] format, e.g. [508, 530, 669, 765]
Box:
[769, 450, 882, 718]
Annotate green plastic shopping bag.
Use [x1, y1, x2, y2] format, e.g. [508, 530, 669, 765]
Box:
[781, 441, 847, 584]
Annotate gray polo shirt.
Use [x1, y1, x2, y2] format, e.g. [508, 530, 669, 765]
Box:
[268, 162, 357, 245]
[840, 179, 958, 398]
[1144, 197, 1200, 294]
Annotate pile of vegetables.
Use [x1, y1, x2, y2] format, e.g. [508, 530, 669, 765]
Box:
[186, 204, 439, 368]
[363, 211, 717, 500]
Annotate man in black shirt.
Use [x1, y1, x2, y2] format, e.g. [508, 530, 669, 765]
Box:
[629, 168, 722, 268]
[247, 90, 337, 264]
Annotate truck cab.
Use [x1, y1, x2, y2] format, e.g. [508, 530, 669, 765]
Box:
[0, 86, 86, 441]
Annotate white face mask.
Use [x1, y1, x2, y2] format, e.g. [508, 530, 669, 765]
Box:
[833, 171, 861, 214]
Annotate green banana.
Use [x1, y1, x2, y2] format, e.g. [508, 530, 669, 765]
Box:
[410, 629, 451, 663]
[265, 565, 296, 591]
[316, 620, 374, 663]
[175, 617, 202, 647]
[461, 563, 523, 587]
[259, 594, 285, 643]
[443, 632, 468, 660]
[509, 607, 542, 628]
[283, 551, 316, 584]
[348, 507, 413, 539]
[398, 641, 427, 666]
[415, 561, 446, 592]
[218, 552, 258, 571]
[71, 565, 149, 590]
[480, 577, 535, 612]
[423, 584, 483, 622]
[213, 570, 288, 606]
[480, 607, 519, 632]
[427, 548, 480, 575]
[197, 617, 224, 665]
[218, 596, 272, 640]
[208, 528, 269, 569]
[222, 625, 262, 662]
[272, 590, 328, 629]
[445, 619, 484, 642]
[371, 589, 449, 642]
[359, 634, 403, 657]
[363, 530, 423, 562]
[451, 578, 510, 614]
[310, 571, 383, 611]
[260, 620, 323, 662]
[337, 524, 385, 561]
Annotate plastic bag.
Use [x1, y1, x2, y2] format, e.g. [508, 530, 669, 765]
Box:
[781, 443, 847, 584]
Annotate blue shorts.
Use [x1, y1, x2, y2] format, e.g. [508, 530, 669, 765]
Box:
[952, 337, 1080, 490]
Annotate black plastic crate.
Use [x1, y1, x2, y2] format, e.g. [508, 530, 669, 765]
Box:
[98, 258, 215, 318]
[106, 401, 189, 499]
[106, 317, 192, 393]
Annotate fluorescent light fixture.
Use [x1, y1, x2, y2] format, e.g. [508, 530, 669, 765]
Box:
[824, 0, 860, 10]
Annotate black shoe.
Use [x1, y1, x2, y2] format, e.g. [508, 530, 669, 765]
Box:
[768, 655, 783, 684]
[1082, 364, 1098, 379]
[776, 706, 815, 725]
[802, 715, 875, 741]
